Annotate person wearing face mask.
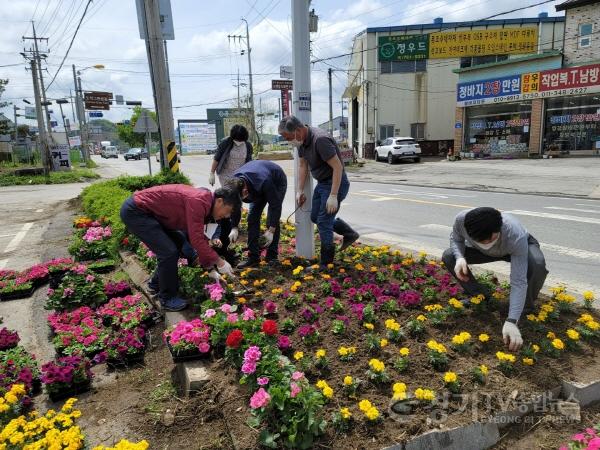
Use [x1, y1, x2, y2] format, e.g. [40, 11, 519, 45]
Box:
[208, 124, 253, 253]
[442, 207, 548, 352]
[278, 115, 359, 268]
[120, 184, 241, 312]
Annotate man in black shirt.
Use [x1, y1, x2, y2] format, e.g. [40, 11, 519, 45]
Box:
[278, 115, 359, 267]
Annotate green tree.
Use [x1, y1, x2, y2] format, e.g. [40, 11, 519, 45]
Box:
[0, 79, 10, 135]
[116, 106, 159, 148]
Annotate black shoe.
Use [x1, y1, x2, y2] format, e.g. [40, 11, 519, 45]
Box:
[266, 258, 280, 267]
[320, 245, 335, 267]
[147, 280, 159, 295]
[237, 259, 260, 269]
[334, 218, 360, 251]
[340, 231, 359, 251]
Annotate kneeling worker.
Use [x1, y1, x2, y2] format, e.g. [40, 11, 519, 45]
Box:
[120, 184, 240, 311]
[442, 207, 548, 351]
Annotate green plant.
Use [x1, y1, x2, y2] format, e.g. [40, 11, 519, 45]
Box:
[45, 269, 107, 311]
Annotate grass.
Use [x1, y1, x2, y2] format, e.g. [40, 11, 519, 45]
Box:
[145, 381, 178, 415]
[0, 168, 100, 186]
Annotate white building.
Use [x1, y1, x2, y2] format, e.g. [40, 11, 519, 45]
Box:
[344, 15, 565, 158]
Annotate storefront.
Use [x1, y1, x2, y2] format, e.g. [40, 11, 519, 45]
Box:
[543, 93, 600, 155]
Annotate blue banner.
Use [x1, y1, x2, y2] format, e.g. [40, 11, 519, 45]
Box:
[457, 75, 522, 105]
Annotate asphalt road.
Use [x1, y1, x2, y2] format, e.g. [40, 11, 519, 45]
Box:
[97, 154, 600, 296]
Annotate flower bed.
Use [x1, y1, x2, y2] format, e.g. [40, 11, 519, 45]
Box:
[0, 346, 40, 395]
[45, 265, 107, 311]
[163, 319, 211, 362]
[41, 355, 94, 402]
[0, 329, 19, 351]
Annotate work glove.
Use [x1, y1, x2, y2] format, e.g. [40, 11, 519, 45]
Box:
[261, 230, 274, 248]
[502, 321, 523, 352]
[325, 194, 339, 214]
[209, 238, 223, 248]
[454, 257, 470, 282]
[217, 259, 235, 277]
[208, 172, 216, 186]
[229, 227, 239, 243]
[208, 269, 221, 283]
[296, 192, 306, 207]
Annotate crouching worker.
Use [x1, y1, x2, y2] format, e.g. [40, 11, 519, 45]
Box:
[442, 207, 548, 351]
[120, 184, 240, 311]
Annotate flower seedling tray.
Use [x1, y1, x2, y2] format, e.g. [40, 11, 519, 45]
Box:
[0, 285, 35, 301]
[107, 351, 145, 369]
[87, 260, 117, 274]
[47, 380, 91, 402]
[166, 340, 211, 363]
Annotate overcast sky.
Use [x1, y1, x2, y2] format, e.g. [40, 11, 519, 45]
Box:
[1, 0, 564, 134]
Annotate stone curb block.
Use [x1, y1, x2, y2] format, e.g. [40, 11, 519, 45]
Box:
[491, 386, 561, 430]
[561, 378, 600, 408]
[118, 250, 161, 311]
[176, 359, 211, 396]
[381, 422, 499, 450]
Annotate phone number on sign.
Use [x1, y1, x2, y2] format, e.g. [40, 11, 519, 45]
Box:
[521, 87, 589, 100]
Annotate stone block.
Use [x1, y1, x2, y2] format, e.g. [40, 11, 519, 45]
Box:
[399, 422, 499, 450]
[491, 387, 561, 430]
[561, 379, 600, 408]
[556, 400, 581, 422]
[177, 360, 211, 396]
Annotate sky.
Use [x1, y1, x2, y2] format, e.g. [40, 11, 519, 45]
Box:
[0, 0, 565, 135]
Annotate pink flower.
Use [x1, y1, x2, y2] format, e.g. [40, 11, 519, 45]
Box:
[198, 342, 210, 353]
[249, 388, 271, 409]
[47, 288, 55, 296]
[242, 308, 256, 321]
[207, 283, 225, 301]
[244, 346, 262, 363]
[241, 361, 257, 375]
[291, 371, 304, 381]
[277, 335, 291, 349]
[146, 250, 156, 258]
[290, 382, 301, 398]
[220, 304, 232, 313]
[573, 434, 587, 442]
[587, 438, 600, 450]
[257, 377, 269, 386]
[62, 287, 74, 298]
[203, 309, 216, 318]
[226, 313, 239, 323]
[85, 274, 95, 282]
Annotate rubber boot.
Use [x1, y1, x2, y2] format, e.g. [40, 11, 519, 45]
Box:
[319, 244, 336, 269]
[334, 218, 359, 251]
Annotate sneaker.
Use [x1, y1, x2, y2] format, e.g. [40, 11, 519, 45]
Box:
[160, 297, 188, 312]
[340, 231, 360, 252]
[237, 259, 260, 269]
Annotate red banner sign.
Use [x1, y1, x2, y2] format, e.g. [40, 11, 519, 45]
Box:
[539, 64, 600, 91]
[281, 90, 290, 117]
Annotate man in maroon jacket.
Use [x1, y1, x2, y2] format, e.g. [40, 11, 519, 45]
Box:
[120, 184, 241, 311]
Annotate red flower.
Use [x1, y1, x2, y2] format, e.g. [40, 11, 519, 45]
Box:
[261, 319, 278, 336]
[226, 329, 244, 348]
[121, 237, 129, 246]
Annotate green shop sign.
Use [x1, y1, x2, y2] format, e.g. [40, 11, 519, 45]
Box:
[378, 35, 429, 61]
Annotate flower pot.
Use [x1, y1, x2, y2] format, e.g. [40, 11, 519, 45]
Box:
[48, 270, 69, 289]
[0, 285, 35, 301]
[166, 340, 211, 363]
[107, 351, 145, 369]
[31, 378, 42, 396]
[142, 310, 163, 328]
[47, 380, 92, 402]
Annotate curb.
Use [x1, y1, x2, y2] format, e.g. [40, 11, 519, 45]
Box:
[561, 378, 600, 408]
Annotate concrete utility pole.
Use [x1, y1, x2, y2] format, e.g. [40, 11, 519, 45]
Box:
[76, 75, 90, 161]
[142, 0, 176, 170]
[56, 99, 70, 151]
[242, 18, 257, 147]
[13, 105, 19, 139]
[30, 59, 50, 173]
[30, 22, 52, 136]
[328, 67, 333, 136]
[292, 0, 314, 259]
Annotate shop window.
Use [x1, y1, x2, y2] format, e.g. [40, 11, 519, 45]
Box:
[579, 23, 593, 48]
[411, 123, 425, 140]
[379, 60, 427, 74]
[379, 125, 394, 140]
[459, 55, 509, 68]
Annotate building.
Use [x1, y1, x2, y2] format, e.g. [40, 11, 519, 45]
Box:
[344, 15, 565, 158]
[317, 115, 348, 143]
[453, 0, 600, 158]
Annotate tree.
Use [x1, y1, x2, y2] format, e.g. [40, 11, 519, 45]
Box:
[0, 79, 10, 136]
[117, 106, 159, 148]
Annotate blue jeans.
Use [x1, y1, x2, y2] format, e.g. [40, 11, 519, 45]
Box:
[248, 179, 287, 260]
[310, 173, 350, 247]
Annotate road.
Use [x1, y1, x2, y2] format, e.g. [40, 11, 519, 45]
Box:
[96, 154, 600, 296]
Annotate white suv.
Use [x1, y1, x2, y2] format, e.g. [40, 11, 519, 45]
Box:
[375, 137, 421, 164]
[101, 146, 119, 158]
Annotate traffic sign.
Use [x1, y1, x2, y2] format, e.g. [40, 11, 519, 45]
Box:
[89, 111, 104, 118]
[298, 92, 311, 111]
[272, 79, 293, 91]
[133, 109, 158, 133]
[84, 91, 113, 110]
[280, 66, 292, 79]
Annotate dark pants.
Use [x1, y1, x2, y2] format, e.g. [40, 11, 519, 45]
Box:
[247, 178, 287, 261]
[120, 197, 179, 301]
[441, 235, 548, 311]
[311, 172, 350, 248]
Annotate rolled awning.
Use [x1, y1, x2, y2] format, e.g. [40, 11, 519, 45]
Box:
[342, 85, 360, 99]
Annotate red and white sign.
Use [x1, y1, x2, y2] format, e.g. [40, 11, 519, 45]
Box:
[281, 90, 290, 117]
[539, 64, 600, 91]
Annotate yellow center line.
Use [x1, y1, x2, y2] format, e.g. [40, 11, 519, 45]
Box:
[354, 191, 472, 209]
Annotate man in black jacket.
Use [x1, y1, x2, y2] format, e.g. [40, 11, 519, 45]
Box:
[227, 160, 288, 268]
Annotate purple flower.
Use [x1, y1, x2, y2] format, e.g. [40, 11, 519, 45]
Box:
[277, 335, 291, 349]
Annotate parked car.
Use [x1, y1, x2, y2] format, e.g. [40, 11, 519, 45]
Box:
[374, 137, 421, 164]
[155, 150, 181, 163]
[124, 148, 149, 161]
[101, 146, 119, 159]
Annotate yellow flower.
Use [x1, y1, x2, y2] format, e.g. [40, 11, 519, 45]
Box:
[237, 297, 247, 304]
[586, 320, 600, 331]
[582, 291, 595, 302]
[368, 359, 385, 373]
[522, 357, 534, 366]
[338, 347, 348, 356]
[480, 364, 489, 375]
[315, 349, 326, 359]
[550, 285, 566, 295]
[385, 319, 400, 331]
[424, 304, 443, 312]
[339, 268, 346, 274]
[448, 298, 463, 309]
[303, 275, 314, 281]
[355, 263, 364, 271]
[541, 303, 555, 313]
[282, 259, 292, 266]
[532, 344, 540, 353]
[443, 372, 457, 383]
[547, 331, 556, 339]
[496, 351, 516, 363]
[340, 407, 352, 420]
[478, 333, 490, 343]
[271, 287, 283, 295]
[566, 329, 580, 341]
[414, 388, 435, 401]
[321, 274, 331, 280]
[392, 382, 407, 395]
[363, 323, 374, 330]
[380, 338, 389, 348]
[327, 263, 334, 269]
[427, 339, 447, 353]
[470, 294, 484, 305]
[294, 351, 304, 360]
[358, 399, 373, 412]
[526, 314, 537, 322]
[365, 406, 379, 420]
[322, 386, 334, 398]
[416, 314, 427, 322]
[292, 266, 304, 275]
[370, 266, 378, 273]
[452, 332, 471, 345]
[399, 347, 410, 357]
[552, 338, 565, 350]
[343, 376, 353, 386]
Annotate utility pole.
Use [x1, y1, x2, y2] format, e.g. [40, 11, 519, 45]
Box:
[56, 99, 70, 151]
[292, 0, 314, 259]
[13, 105, 19, 140]
[237, 69, 241, 110]
[30, 59, 50, 173]
[27, 22, 52, 136]
[328, 67, 333, 136]
[242, 18, 257, 149]
[77, 75, 90, 161]
[142, 0, 176, 170]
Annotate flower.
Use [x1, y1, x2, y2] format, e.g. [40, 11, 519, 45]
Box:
[340, 407, 352, 420]
[363, 323, 374, 330]
[257, 377, 270, 386]
[380, 338, 389, 348]
[480, 364, 489, 375]
[294, 351, 304, 361]
[448, 298, 463, 309]
[277, 335, 291, 349]
[496, 351, 516, 363]
[399, 347, 410, 357]
[566, 329, 580, 341]
[225, 329, 244, 348]
[203, 309, 216, 318]
[552, 338, 565, 350]
[414, 388, 435, 401]
[368, 359, 385, 373]
[261, 319, 278, 336]
[315, 349, 326, 359]
[249, 388, 271, 409]
[523, 357, 534, 366]
[478, 333, 490, 343]
[426, 339, 447, 353]
[416, 314, 427, 322]
[385, 318, 401, 331]
[358, 399, 373, 412]
[443, 372, 457, 383]
[322, 386, 334, 398]
[291, 371, 304, 381]
[532, 344, 540, 353]
[451, 331, 472, 345]
[343, 376, 353, 386]
[290, 382, 301, 398]
[365, 406, 379, 420]
[392, 382, 407, 400]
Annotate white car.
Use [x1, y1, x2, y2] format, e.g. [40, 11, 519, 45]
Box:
[374, 137, 421, 164]
[101, 146, 119, 159]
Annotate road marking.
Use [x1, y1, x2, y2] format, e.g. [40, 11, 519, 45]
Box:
[540, 243, 600, 262]
[419, 224, 452, 231]
[0, 259, 7, 269]
[576, 203, 600, 209]
[3, 223, 33, 253]
[371, 197, 396, 202]
[545, 206, 600, 214]
[391, 188, 477, 199]
[355, 191, 471, 209]
[508, 210, 600, 225]
[0, 234, 16, 238]
[36, 209, 44, 213]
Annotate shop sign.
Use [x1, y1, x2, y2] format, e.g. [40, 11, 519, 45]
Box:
[457, 75, 521, 106]
[429, 28, 537, 58]
[378, 35, 428, 61]
[521, 64, 600, 93]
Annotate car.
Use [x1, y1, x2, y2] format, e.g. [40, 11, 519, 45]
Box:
[155, 150, 181, 163]
[101, 146, 119, 159]
[124, 148, 148, 161]
[374, 137, 421, 164]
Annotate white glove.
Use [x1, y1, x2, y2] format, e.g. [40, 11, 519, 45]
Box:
[454, 257, 470, 282]
[325, 194, 338, 214]
[262, 230, 274, 248]
[217, 259, 234, 277]
[209, 238, 223, 248]
[296, 192, 306, 207]
[502, 321, 523, 352]
[208, 172, 215, 186]
[229, 227, 239, 243]
[208, 269, 221, 283]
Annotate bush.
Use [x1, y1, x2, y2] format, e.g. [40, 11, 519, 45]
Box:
[115, 169, 190, 192]
[81, 180, 130, 245]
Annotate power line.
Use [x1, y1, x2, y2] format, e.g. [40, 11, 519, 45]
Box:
[46, 0, 93, 90]
[481, 0, 557, 19]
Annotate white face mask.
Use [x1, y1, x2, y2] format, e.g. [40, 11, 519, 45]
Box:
[477, 234, 500, 250]
[233, 140, 244, 146]
[289, 131, 303, 148]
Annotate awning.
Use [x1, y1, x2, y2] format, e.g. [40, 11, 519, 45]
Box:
[342, 85, 360, 99]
